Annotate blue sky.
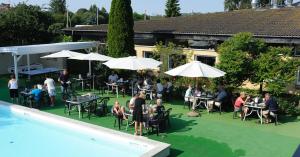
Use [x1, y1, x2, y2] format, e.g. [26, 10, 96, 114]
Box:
[8, 0, 225, 15]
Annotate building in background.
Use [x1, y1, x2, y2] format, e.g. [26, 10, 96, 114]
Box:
[64, 7, 300, 65]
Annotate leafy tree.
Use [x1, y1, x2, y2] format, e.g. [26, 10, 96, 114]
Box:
[107, 0, 135, 57]
[0, 3, 53, 46]
[153, 42, 188, 73]
[71, 6, 109, 26]
[216, 32, 266, 87]
[165, 0, 181, 17]
[253, 47, 300, 95]
[49, 0, 66, 14]
[133, 12, 150, 21]
[224, 0, 251, 11]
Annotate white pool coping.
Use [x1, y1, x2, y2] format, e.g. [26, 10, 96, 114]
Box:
[0, 100, 170, 157]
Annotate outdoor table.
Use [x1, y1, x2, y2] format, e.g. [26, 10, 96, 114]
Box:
[65, 95, 100, 119]
[106, 83, 119, 98]
[193, 95, 214, 112]
[244, 102, 266, 124]
[74, 77, 91, 91]
[19, 67, 61, 78]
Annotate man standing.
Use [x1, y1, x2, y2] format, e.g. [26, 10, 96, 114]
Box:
[58, 69, 70, 100]
[44, 75, 56, 107]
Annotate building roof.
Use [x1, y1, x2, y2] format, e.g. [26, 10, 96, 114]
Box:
[0, 42, 97, 55]
[64, 8, 300, 38]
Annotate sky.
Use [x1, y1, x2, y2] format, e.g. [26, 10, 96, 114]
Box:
[6, 0, 225, 15]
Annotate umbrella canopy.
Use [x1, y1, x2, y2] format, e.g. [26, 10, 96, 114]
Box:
[68, 53, 113, 61]
[41, 50, 83, 58]
[165, 61, 226, 78]
[103, 56, 161, 70]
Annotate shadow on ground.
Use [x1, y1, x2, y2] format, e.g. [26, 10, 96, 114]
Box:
[152, 135, 246, 157]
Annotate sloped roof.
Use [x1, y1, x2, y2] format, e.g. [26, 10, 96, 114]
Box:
[64, 8, 300, 37]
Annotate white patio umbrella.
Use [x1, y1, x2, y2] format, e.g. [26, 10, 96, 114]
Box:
[69, 53, 113, 74]
[103, 56, 162, 96]
[103, 56, 162, 70]
[41, 50, 83, 58]
[69, 53, 113, 90]
[165, 61, 226, 78]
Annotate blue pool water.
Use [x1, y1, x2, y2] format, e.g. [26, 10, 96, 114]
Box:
[0, 105, 150, 157]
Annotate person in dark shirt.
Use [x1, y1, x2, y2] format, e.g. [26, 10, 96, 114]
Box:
[58, 69, 70, 99]
[133, 92, 145, 136]
[262, 93, 279, 123]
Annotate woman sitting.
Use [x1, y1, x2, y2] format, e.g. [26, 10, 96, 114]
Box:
[234, 92, 250, 118]
[113, 101, 127, 120]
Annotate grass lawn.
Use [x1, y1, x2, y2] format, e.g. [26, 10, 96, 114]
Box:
[0, 76, 299, 157]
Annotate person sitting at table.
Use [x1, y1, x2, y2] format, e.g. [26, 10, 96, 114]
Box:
[58, 69, 70, 100]
[156, 79, 164, 98]
[164, 78, 173, 101]
[133, 92, 146, 136]
[108, 71, 119, 83]
[262, 93, 279, 123]
[155, 99, 165, 114]
[44, 75, 56, 107]
[113, 101, 127, 120]
[234, 92, 250, 118]
[30, 85, 43, 108]
[129, 93, 139, 114]
[8, 75, 18, 104]
[143, 76, 153, 90]
[184, 84, 193, 109]
[208, 85, 227, 111]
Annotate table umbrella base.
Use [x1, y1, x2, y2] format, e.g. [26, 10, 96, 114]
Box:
[187, 111, 200, 117]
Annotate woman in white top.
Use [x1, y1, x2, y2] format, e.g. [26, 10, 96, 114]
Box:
[44, 75, 56, 107]
[8, 75, 18, 103]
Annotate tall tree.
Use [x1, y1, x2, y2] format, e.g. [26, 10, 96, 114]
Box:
[107, 0, 135, 57]
[49, 0, 66, 14]
[165, 0, 181, 17]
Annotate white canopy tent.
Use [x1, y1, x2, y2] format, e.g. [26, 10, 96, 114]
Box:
[0, 42, 97, 81]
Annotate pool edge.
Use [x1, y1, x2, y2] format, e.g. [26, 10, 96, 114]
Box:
[0, 100, 170, 157]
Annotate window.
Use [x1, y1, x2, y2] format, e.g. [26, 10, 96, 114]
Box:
[194, 55, 216, 66]
[168, 54, 186, 69]
[143, 51, 153, 58]
[294, 46, 300, 56]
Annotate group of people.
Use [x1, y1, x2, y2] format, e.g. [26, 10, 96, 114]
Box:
[113, 92, 165, 136]
[234, 92, 279, 123]
[184, 84, 227, 111]
[7, 69, 71, 107]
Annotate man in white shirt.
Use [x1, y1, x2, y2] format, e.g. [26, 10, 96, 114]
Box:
[108, 72, 119, 83]
[44, 75, 56, 107]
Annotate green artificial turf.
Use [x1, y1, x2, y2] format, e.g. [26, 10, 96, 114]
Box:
[0, 75, 299, 157]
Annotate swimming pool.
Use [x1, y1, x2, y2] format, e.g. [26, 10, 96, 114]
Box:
[0, 101, 170, 157]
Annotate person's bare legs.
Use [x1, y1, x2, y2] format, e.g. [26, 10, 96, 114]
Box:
[50, 96, 55, 106]
[134, 121, 138, 135]
[139, 122, 143, 136]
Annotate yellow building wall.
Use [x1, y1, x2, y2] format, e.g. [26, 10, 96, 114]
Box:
[135, 45, 219, 63]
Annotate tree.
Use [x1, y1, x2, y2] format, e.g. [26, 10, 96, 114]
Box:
[49, 0, 66, 14]
[0, 3, 53, 46]
[133, 12, 150, 21]
[224, 0, 251, 11]
[107, 0, 135, 57]
[165, 0, 181, 17]
[253, 47, 300, 95]
[216, 32, 266, 87]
